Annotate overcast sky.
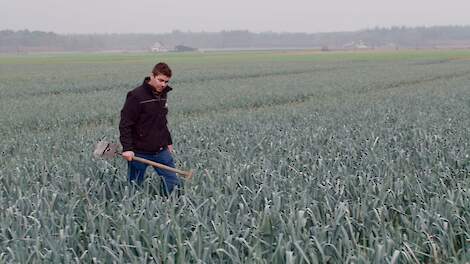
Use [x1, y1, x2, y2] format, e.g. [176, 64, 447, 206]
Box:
[1, 0, 469, 34]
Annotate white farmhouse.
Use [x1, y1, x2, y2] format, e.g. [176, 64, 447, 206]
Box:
[151, 41, 170, 52]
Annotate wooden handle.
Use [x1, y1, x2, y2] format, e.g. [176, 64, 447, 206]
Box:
[132, 156, 193, 179]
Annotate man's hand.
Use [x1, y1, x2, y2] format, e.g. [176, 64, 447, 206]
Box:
[168, 145, 174, 154]
[122, 151, 135, 161]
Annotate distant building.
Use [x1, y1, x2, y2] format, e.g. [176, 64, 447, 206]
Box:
[342, 40, 369, 50]
[150, 41, 170, 52]
[174, 45, 197, 52]
[381, 42, 399, 50]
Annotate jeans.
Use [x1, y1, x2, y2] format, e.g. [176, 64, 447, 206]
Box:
[127, 148, 181, 195]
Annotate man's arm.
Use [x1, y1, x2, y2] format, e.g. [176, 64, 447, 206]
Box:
[167, 144, 174, 154]
[122, 151, 135, 161]
[119, 92, 139, 153]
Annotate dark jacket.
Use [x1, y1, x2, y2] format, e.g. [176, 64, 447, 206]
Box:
[119, 77, 173, 153]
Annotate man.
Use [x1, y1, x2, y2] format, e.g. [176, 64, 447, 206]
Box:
[119, 62, 181, 195]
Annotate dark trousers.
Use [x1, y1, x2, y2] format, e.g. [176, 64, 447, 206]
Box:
[127, 148, 181, 195]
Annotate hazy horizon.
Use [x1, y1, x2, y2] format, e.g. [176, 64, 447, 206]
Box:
[2, 0, 470, 34]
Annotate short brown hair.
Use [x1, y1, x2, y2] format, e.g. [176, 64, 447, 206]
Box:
[152, 62, 172, 77]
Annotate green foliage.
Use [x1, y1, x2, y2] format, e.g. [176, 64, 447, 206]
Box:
[1, 51, 470, 262]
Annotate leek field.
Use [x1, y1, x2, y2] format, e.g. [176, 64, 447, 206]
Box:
[1, 50, 470, 263]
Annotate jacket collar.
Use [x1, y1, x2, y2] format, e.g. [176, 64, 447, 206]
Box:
[142, 77, 172, 95]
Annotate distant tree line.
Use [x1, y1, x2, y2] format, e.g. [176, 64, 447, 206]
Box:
[1, 25, 470, 53]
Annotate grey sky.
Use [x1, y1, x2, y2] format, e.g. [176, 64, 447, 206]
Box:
[1, 0, 469, 34]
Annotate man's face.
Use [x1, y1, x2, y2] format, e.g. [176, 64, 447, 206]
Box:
[149, 74, 170, 93]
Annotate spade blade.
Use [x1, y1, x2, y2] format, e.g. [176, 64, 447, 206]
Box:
[93, 141, 120, 159]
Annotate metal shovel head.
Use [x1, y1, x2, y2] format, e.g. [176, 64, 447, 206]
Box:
[93, 140, 119, 159]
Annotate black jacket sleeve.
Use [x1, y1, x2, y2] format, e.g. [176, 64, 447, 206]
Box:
[167, 130, 173, 145]
[119, 92, 140, 152]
